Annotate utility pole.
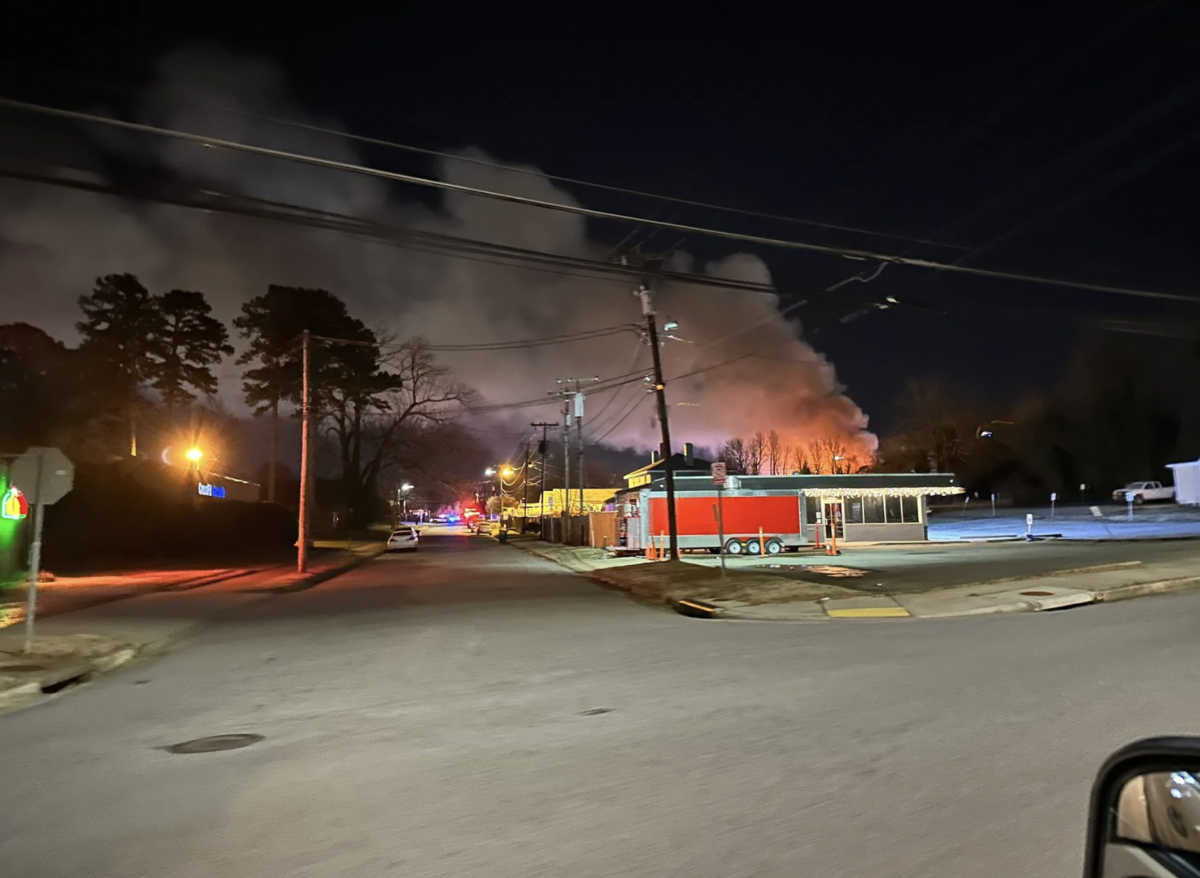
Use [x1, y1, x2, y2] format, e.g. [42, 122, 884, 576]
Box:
[521, 442, 531, 533]
[298, 329, 311, 574]
[531, 422, 555, 539]
[636, 283, 679, 561]
[557, 377, 600, 530]
[561, 396, 572, 542]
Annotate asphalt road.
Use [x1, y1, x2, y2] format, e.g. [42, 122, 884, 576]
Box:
[2, 534, 1198, 877]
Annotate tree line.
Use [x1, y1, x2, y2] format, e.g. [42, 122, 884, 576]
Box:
[1, 274, 484, 526]
[874, 332, 1200, 503]
[718, 431, 864, 475]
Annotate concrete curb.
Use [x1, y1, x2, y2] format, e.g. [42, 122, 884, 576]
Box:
[0, 644, 140, 711]
[1091, 575, 1200, 603]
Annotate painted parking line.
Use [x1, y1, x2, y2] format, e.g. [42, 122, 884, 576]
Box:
[826, 606, 911, 619]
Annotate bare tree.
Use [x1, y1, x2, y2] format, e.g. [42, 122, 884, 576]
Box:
[783, 444, 811, 474]
[766, 429, 783, 475]
[891, 376, 976, 473]
[746, 430, 766, 475]
[325, 338, 474, 526]
[722, 437, 748, 474]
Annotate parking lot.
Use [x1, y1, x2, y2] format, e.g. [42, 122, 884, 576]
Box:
[693, 538, 1196, 593]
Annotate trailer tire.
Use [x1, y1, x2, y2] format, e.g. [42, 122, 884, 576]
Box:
[724, 539, 745, 555]
[746, 539, 762, 556]
[764, 538, 784, 555]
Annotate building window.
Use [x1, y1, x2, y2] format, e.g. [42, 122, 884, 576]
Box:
[864, 496, 885, 523]
[885, 495, 902, 523]
[902, 495, 921, 523]
[845, 497, 864, 523]
[805, 495, 819, 524]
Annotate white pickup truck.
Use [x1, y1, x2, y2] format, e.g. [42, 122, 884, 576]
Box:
[1112, 480, 1176, 504]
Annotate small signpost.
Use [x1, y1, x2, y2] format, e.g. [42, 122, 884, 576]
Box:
[1050, 491, 1057, 520]
[9, 447, 74, 653]
[711, 462, 727, 577]
[1025, 512, 1034, 540]
[1125, 491, 1135, 522]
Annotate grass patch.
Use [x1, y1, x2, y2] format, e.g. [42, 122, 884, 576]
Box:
[595, 559, 860, 605]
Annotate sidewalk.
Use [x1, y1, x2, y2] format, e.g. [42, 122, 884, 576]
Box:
[0, 542, 386, 711]
[512, 540, 1200, 622]
[0, 541, 385, 627]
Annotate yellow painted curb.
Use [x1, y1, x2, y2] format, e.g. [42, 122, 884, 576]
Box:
[826, 607, 911, 619]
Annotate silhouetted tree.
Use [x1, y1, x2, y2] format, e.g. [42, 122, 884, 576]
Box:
[153, 290, 233, 421]
[234, 286, 364, 502]
[76, 274, 166, 456]
[766, 429, 783, 474]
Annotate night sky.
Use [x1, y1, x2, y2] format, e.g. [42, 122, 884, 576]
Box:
[6, 0, 1200, 432]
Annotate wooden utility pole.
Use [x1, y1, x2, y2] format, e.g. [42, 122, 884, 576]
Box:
[636, 283, 679, 561]
[298, 330, 311, 573]
[531, 422, 555, 539]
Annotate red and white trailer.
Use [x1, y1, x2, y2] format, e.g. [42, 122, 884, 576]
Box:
[619, 481, 808, 556]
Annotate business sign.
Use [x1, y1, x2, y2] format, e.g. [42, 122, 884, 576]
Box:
[711, 461, 727, 487]
[198, 482, 227, 499]
[1, 486, 28, 520]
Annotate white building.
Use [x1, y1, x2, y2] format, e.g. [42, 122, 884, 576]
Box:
[1166, 459, 1200, 506]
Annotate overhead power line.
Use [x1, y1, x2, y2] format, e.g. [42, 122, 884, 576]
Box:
[0, 167, 825, 303]
[3, 96, 1199, 305]
[0, 63, 966, 252]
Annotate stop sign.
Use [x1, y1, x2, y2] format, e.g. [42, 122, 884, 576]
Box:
[10, 447, 74, 505]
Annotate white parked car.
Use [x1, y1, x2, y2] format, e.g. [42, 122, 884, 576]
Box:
[387, 526, 419, 551]
[1113, 481, 1176, 505]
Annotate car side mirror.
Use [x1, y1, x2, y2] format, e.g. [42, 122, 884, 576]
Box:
[1085, 737, 1200, 877]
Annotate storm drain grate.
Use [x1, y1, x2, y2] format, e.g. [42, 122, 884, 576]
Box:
[160, 734, 264, 754]
[0, 664, 47, 673]
[1020, 590, 1055, 597]
[579, 708, 613, 716]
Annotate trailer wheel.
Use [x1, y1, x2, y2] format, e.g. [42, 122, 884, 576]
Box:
[746, 538, 762, 556]
[724, 539, 745, 555]
[764, 538, 784, 555]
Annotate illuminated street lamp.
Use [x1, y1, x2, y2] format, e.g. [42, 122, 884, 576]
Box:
[397, 483, 414, 522]
[186, 448, 203, 462]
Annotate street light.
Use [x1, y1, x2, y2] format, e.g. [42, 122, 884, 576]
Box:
[397, 483, 414, 523]
[185, 448, 203, 462]
[833, 454, 846, 474]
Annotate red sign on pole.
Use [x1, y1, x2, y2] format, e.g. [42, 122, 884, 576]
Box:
[711, 461, 727, 487]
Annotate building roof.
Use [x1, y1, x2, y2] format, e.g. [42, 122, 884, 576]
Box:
[617, 472, 962, 497]
[624, 450, 712, 488]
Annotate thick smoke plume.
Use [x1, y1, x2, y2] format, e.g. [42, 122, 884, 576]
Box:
[0, 46, 876, 462]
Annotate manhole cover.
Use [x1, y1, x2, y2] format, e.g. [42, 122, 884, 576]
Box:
[1020, 590, 1054, 597]
[0, 664, 46, 673]
[160, 734, 264, 754]
[579, 708, 613, 716]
